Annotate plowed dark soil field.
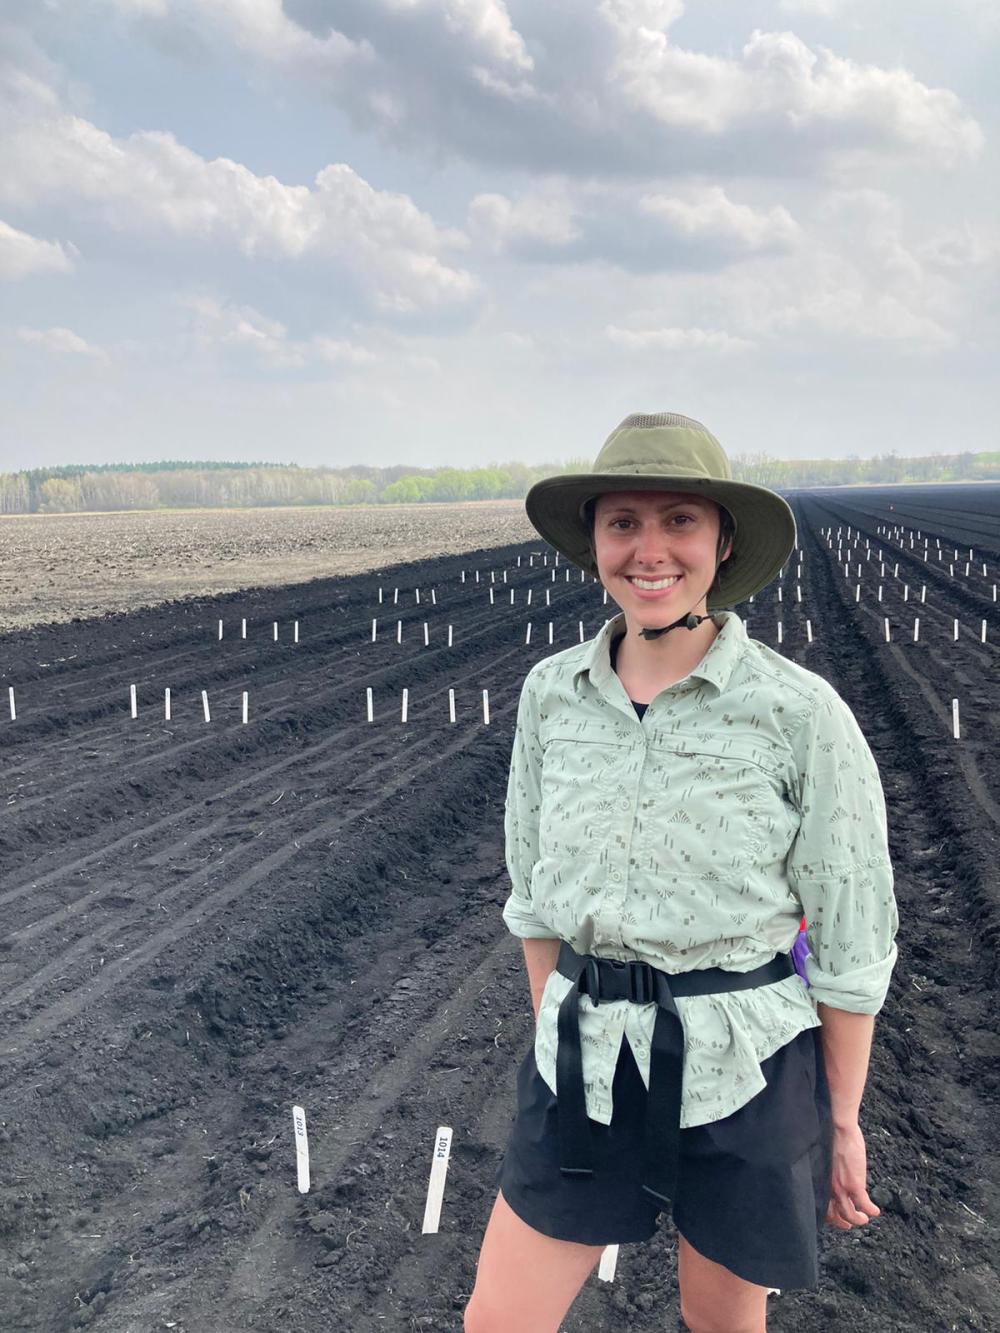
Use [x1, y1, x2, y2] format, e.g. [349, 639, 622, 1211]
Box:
[1, 486, 999, 1333]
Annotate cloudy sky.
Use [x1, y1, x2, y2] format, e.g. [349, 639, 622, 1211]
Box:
[2, 0, 997, 471]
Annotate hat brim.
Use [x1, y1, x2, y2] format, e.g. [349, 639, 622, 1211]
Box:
[525, 473, 796, 609]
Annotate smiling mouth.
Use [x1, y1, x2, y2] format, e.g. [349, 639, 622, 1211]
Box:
[625, 575, 681, 591]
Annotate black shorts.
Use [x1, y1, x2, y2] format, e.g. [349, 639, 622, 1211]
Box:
[495, 1026, 833, 1291]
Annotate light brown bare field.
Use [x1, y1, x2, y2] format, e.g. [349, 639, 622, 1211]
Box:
[0, 501, 539, 632]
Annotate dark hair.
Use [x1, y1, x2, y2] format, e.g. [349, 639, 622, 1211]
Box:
[714, 507, 737, 590]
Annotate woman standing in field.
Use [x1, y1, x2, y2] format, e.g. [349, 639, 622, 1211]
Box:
[464, 413, 899, 1333]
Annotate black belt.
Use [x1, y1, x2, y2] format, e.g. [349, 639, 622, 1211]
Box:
[555, 941, 794, 1205]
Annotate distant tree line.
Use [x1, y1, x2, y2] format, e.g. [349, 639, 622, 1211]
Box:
[0, 450, 998, 515]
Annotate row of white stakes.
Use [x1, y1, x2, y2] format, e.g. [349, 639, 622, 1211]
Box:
[290, 1108, 625, 1285]
[380, 587, 439, 604]
[375, 552, 806, 606]
[835, 554, 992, 640]
[375, 578, 994, 629]
[834, 525, 984, 563]
[369, 618, 818, 649]
[836, 551, 993, 581]
[218, 619, 299, 641]
[7, 648, 965, 729]
[844, 573, 998, 602]
[835, 550, 993, 580]
[372, 618, 601, 646]
[848, 582, 997, 625]
[882, 618, 989, 643]
[877, 530, 987, 565]
[377, 578, 808, 635]
[116, 686, 250, 723]
[493, 584, 799, 607]
[828, 538, 991, 579]
[366, 687, 492, 724]
[12, 688, 257, 723]
[5, 687, 477, 730]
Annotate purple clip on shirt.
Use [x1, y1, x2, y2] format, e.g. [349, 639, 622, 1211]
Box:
[790, 927, 811, 987]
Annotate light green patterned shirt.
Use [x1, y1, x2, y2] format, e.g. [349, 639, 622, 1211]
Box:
[501, 610, 899, 1128]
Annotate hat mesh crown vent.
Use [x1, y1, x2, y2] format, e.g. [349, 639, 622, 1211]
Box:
[620, 412, 709, 432]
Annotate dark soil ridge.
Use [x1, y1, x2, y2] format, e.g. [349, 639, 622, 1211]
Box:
[0, 556, 599, 854]
[0, 547, 591, 755]
[0, 498, 998, 1331]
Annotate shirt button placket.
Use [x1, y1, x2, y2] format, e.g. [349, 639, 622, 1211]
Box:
[613, 747, 644, 935]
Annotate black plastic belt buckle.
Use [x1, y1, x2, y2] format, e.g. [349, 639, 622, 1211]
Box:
[626, 960, 655, 1004]
[594, 959, 658, 1002]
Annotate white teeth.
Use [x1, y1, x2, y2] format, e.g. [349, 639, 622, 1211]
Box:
[629, 575, 680, 590]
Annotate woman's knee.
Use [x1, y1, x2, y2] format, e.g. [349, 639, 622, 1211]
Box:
[677, 1230, 767, 1333]
[464, 1189, 603, 1333]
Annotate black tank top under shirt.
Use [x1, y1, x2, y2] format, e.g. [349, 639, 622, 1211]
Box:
[610, 634, 648, 721]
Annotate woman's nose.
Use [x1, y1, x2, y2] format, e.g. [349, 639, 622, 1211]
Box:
[633, 528, 673, 563]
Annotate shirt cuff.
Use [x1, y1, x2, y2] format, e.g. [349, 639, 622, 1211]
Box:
[501, 893, 561, 940]
[804, 942, 898, 1015]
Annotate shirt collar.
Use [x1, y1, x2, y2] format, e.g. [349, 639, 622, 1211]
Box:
[573, 609, 747, 698]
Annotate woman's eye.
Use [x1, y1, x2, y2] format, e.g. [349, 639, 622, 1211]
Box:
[608, 514, 696, 530]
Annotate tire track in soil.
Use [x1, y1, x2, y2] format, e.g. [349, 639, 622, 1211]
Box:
[0, 696, 520, 1067]
[0, 634, 530, 946]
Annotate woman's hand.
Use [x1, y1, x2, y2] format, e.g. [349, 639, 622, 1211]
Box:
[825, 1123, 881, 1230]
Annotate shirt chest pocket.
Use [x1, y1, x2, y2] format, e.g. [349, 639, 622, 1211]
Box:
[538, 731, 631, 859]
[633, 744, 783, 876]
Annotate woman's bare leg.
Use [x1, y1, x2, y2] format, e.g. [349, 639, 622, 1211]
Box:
[463, 1188, 605, 1333]
[676, 1229, 768, 1333]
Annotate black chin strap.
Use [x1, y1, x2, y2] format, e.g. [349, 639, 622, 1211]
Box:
[638, 613, 713, 640]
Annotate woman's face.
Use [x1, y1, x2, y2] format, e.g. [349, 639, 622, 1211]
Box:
[591, 490, 730, 628]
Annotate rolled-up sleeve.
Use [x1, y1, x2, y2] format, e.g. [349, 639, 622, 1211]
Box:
[786, 684, 899, 1014]
[501, 669, 559, 939]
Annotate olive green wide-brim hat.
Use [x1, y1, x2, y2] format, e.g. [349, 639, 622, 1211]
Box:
[525, 412, 797, 610]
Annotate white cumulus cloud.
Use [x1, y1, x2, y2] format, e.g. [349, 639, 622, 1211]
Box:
[85, 0, 982, 175]
[0, 218, 77, 279]
[183, 296, 377, 371]
[0, 63, 477, 313]
[17, 325, 108, 360]
[467, 183, 799, 271]
[639, 187, 800, 252]
[602, 6, 982, 165]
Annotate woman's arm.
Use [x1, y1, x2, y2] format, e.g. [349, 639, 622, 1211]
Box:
[785, 684, 898, 1232]
[817, 1002, 883, 1231]
[523, 938, 561, 1021]
[816, 1003, 875, 1129]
